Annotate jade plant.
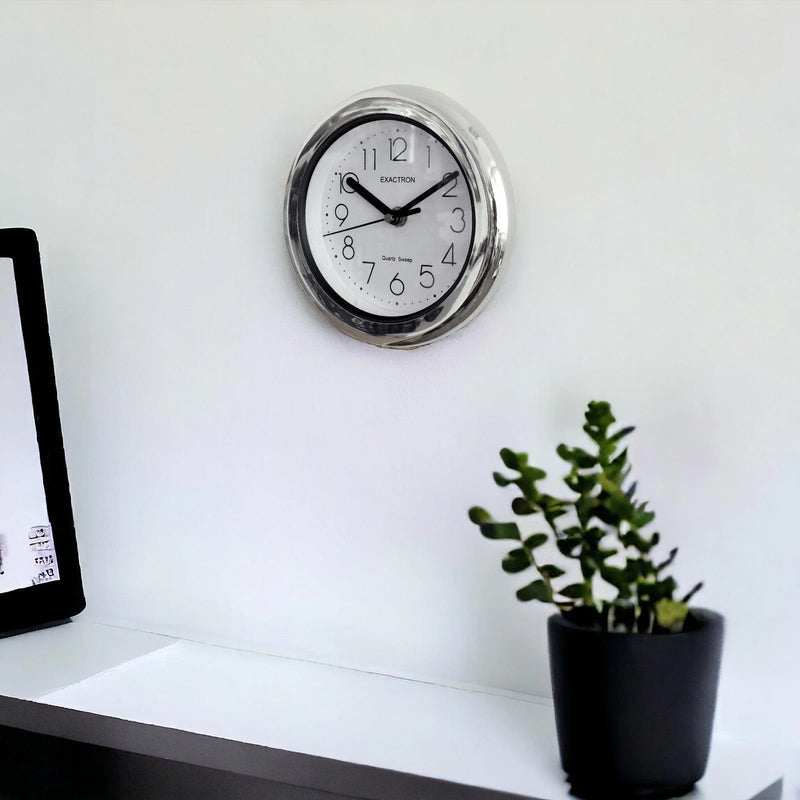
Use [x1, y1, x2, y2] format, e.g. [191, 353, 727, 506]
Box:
[468, 401, 703, 634]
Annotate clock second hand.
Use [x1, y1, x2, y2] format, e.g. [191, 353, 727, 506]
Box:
[323, 217, 385, 237]
[324, 208, 421, 238]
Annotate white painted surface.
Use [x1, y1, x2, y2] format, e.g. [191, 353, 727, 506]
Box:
[42, 638, 566, 797]
[15, 623, 777, 800]
[0, 0, 798, 762]
[0, 621, 173, 700]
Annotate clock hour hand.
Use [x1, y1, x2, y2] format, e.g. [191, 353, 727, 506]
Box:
[345, 177, 421, 224]
[395, 171, 458, 216]
[346, 177, 393, 217]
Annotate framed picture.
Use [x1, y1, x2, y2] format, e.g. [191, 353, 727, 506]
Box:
[0, 228, 84, 635]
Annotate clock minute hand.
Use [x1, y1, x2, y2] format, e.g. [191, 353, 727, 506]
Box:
[395, 171, 458, 216]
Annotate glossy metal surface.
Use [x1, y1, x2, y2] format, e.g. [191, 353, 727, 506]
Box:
[284, 85, 514, 348]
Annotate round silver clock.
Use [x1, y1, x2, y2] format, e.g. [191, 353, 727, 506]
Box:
[284, 85, 514, 348]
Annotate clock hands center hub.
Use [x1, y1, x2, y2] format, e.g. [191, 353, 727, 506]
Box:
[387, 208, 411, 227]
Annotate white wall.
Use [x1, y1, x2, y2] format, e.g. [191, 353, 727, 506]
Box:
[2, 0, 798, 748]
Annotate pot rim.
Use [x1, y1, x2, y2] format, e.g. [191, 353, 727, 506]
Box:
[548, 607, 723, 638]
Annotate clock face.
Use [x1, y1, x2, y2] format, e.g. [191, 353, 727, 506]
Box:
[301, 116, 476, 319]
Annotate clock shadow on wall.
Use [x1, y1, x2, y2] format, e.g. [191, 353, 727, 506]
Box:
[284, 85, 514, 349]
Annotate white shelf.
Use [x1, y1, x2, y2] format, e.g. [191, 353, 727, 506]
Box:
[0, 620, 172, 699]
[0, 621, 786, 800]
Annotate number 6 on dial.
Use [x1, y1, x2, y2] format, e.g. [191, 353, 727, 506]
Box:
[284, 85, 514, 348]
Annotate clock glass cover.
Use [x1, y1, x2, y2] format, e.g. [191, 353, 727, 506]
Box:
[303, 116, 475, 319]
[285, 86, 513, 348]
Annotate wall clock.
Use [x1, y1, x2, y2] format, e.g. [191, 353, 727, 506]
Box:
[284, 85, 514, 348]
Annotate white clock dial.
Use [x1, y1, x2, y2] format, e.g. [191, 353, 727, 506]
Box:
[303, 117, 475, 318]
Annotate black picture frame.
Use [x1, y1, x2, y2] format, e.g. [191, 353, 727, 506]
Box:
[0, 228, 85, 636]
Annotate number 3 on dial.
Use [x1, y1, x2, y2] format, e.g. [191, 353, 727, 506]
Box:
[284, 85, 514, 348]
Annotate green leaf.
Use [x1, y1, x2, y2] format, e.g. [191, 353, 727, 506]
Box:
[599, 478, 635, 518]
[512, 466, 547, 499]
[575, 495, 598, 527]
[593, 504, 621, 527]
[584, 526, 606, 546]
[516, 579, 553, 603]
[522, 465, 547, 481]
[625, 557, 654, 581]
[650, 532, 661, 548]
[681, 581, 704, 604]
[479, 521, 521, 541]
[556, 443, 572, 462]
[630, 503, 656, 528]
[511, 497, 535, 515]
[603, 448, 628, 483]
[619, 528, 651, 553]
[585, 401, 615, 434]
[500, 448, 527, 471]
[655, 598, 689, 632]
[639, 576, 677, 603]
[502, 548, 532, 574]
[558, 583, 588, 600]
[539, 494, 564, 513]
[583, 423, 603, 444]
[610, 425, 635, 443]
[556, 538, 581, 557]
[656, 547, 679, 574]
[599, 440, 617, 465]
[573, 448, 598, 468]
[580, 554, 599, 579]
[524, 533, 549, 550]
[493, 472, 513, 487]
[541, 495, 568, 526]
[564, 472, 598, 494]
[611, 445, 629, 464]
[468, 506, 492, 525]
[514, 473, 539, 501]
[544, 505, 569, 524]
[539, 564, 566, 579]
[557, 445, 597, 469]
[599, 564, 629, 591]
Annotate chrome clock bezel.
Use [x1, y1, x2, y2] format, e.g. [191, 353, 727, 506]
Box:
[284, 85, 514, 349]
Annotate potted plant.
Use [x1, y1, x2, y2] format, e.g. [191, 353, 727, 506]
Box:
[468, 401, 723, 800]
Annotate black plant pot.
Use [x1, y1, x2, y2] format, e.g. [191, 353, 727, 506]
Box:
[548, 609, 724, 800]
